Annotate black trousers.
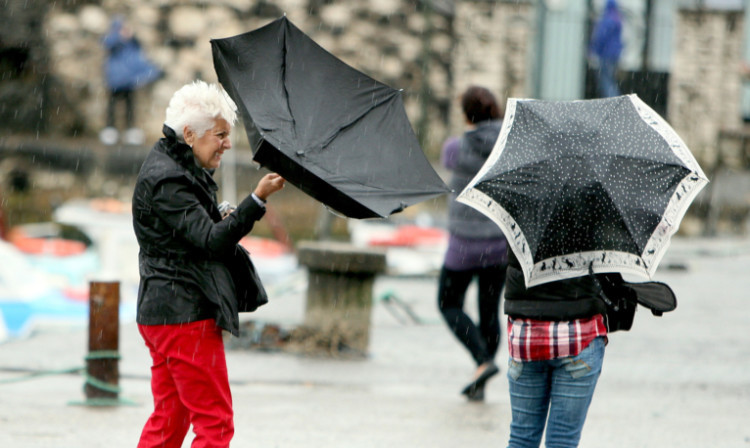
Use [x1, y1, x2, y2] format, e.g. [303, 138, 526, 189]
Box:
[107, 89, 134, 128]
[437, 264, 507, 366]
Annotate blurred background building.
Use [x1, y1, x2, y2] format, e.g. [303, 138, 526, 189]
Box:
[0, 1, 746, 156]
[1, 0, 750, 235]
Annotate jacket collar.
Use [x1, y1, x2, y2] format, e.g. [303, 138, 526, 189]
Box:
[161, 125, 218, 194]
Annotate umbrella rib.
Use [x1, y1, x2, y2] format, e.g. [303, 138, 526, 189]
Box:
[597, 178, 641, 252]
[281, 25, 297, 137]
[590, 156, 687, 257]
[575, 151, 643, 254]
[596, 96, 627, 130]
[318, 91, 398, 150]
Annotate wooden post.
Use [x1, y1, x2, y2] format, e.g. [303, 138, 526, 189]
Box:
[85, 281, 120, 402]
[296, 241, 386, 356]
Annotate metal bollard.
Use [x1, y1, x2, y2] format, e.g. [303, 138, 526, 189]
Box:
[76, 281, 123, 406]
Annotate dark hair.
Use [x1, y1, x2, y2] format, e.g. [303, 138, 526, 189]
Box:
[461, 86, 502, 124]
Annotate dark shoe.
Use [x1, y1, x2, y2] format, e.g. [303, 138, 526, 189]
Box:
[461, 362, 499, 397]
[465, 383, 485, 402]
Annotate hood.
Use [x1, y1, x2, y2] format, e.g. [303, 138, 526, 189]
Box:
[456, 120, 501, 174]
[464, 120, 501, 157]
[108, 16, 124, 34]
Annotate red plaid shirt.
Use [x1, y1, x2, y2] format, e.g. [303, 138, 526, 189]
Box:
[507, 314, 607, 362]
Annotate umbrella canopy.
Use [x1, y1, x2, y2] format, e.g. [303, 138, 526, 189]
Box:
[458, 95, 708, 287]
[211, 16, 449, 219]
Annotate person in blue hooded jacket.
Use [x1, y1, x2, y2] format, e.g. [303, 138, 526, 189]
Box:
[100, 16, 162, 145]
[589, 0, 623, 98]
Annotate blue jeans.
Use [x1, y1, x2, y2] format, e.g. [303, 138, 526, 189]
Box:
[506, 337, 605, 448]
[597, 59, 620, 98]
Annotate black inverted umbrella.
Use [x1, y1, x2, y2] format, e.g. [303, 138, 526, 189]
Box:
[211, 16, 449, 219]
[458, 95, 708, 287]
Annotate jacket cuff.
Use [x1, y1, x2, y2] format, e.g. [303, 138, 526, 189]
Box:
[235, 192, 266, 223]
[250, 193, 266, 208]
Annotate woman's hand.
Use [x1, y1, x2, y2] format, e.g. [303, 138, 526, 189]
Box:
[253, 173, 286, 201]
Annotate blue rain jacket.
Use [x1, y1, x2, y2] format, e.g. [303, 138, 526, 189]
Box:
[590, 0, 623, 62]
[103, 19, 161, 91]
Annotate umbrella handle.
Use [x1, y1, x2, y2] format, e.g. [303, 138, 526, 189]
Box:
[588, 263, 613, 307]
[588, 262, 624, 311]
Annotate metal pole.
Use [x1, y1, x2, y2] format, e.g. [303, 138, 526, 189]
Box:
[642, 0, 653, 75]
[533, 0, 548, 99]
[417, 0, 433, 151]
[584, 0, 595, 98]
[84, 281, 120, 404]
[222, 130, 238, 206]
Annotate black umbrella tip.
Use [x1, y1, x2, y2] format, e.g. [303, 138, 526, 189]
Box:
[389, 202, 408, 215]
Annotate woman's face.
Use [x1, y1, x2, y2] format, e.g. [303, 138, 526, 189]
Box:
[185, 118, 232, 170]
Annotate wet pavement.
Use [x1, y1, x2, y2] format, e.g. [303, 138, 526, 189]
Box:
[1, 237, 749, 447]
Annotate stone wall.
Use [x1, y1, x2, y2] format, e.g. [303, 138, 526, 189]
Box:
[667, 9, 744, 172]
[0, 0, 535, 157]
[38, 0, 462, 157]
[0, 1, 56, 134]
[12, 2, 750, 169]
[450, 0, 533, 135]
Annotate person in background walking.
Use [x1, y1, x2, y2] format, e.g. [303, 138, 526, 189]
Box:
[132, 80, 285, 448]
[589, 0, 623, 98]
[100, 15, 161, 146]
[437, 86, 508, 402]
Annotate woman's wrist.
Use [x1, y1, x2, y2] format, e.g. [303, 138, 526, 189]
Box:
[251, 192, 266, 206]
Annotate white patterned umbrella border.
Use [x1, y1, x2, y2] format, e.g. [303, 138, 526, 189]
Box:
[457, 95, 709, 287]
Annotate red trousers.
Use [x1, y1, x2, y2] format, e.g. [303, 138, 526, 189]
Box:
[138, 319, 234, 448]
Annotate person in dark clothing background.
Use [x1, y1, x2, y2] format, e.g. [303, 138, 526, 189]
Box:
[437, 86, 508, 402]
[132, 80, 285, 448]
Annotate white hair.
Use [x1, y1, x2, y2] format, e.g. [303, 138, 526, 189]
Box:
[164, 80, 238, 141]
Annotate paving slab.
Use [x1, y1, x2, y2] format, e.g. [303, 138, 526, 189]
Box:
[0, 237, 749, 447]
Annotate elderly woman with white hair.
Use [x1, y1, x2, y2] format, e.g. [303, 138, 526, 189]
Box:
[132, 80, 285, 448]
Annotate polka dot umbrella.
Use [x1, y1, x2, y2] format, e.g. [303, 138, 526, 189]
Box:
[457, 95, 708, 287]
